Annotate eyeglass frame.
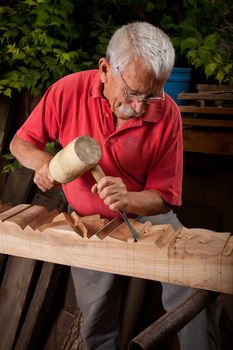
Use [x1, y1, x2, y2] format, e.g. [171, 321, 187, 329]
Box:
[116, 66, 165, 104]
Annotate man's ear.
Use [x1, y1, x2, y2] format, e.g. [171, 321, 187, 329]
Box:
[99, 58, 110, 83]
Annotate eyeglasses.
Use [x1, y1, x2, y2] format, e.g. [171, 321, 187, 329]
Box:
[116, 66, 165, 104]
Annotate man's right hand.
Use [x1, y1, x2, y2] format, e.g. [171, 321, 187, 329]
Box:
[34, 162, 56, 192]
[10, 135, 57, 192]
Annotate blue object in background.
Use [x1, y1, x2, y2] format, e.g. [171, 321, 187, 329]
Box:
[164, 67, 192, 105]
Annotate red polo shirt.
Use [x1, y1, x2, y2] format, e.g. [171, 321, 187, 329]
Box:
[17, 70, 183, 219]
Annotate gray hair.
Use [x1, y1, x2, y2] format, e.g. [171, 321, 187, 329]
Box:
[106, 22, 175, 81]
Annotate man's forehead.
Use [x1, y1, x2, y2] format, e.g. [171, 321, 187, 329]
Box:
[122, 67, 159, 95]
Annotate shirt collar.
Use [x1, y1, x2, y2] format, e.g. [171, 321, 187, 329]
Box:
[140, 102, 163, 123]
[90, 70, 104, 98]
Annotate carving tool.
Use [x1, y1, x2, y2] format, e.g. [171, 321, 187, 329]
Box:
[118, 211, 139, 241]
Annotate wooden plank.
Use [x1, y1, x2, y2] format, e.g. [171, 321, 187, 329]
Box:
[196, 84, 233, 92]
[5, 205, 50, 229]
[41, 270, 84, 350]
[0, 202, 12, 214]
[178, 92, 233, 100]
[0, 203, 31, 221]
[183, 129, 233, 155]
[0, 205, 232, 294]
[179, 106, 233, 115]
[14, 262, 62, 350]
[182, 117, 233, 128]
[0, 167, 34, 206]
[0, 256, 37, 350]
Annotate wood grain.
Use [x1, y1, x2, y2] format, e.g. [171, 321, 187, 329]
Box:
[179, 106, 233, 115]
[14, 262, 62, 350]
[183, 129, 233, 155]
[0, 204, 232, 294]
[0, 256, 36, 350]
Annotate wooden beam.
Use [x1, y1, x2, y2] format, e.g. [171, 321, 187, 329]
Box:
[178, 92, 233, 100]
[179, 106, 233, 115]
[0, 204, 232, 294]
[195, 84, 233, 92]
[182, 117, 233, 128]
[183, 129, 233, 155]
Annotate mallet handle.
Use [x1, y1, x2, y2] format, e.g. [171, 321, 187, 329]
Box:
[91, 165, 105, 183]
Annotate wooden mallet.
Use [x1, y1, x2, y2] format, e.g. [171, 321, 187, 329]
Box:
[49, 136, 105, 184]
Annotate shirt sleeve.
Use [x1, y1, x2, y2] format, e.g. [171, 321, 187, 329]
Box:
[16, 84, 60, 150]
[145, 108, 183, 206]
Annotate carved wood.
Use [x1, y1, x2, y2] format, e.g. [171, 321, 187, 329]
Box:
[0, 204, 232, 294]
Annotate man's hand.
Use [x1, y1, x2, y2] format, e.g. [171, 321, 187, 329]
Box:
[10, 135, 58, 193]
[34, 162, 56, 192]
[91, 176, 129, 212]
[92, 175, 171, 216]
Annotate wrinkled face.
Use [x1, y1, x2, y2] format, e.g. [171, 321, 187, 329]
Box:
[99, 57, 164, 120]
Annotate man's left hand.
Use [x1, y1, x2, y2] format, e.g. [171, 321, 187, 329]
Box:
[91, 176, 129, 211]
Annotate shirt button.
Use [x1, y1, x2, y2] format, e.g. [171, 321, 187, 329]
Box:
[105, 113, 110, 118]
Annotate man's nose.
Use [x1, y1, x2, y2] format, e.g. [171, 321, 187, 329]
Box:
[131, 100, 146, 114]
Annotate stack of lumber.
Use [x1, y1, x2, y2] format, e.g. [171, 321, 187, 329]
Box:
[0, 203, 232, 294]
[178, 84, 233, 155]
[179, 84, 233, 118]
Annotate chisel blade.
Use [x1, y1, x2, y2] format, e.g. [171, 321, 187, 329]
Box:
[119, 211, 139, 241]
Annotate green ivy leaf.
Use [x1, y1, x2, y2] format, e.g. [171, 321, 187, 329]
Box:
[203, 34, 218, 49]
[180, 37, 199, 51]
[205, 63, 217, 78]
[223, 63, 232, 74]
[216, 71, 225, 83]
[4, 88, 12, 97]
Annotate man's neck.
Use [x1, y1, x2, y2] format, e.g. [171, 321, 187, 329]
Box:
[114, 115, 128, 130]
